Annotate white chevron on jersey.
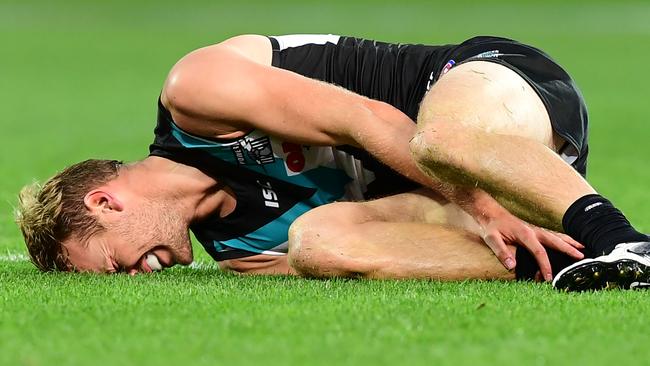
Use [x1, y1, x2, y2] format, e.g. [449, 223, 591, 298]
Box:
[272, 34, 341, 51]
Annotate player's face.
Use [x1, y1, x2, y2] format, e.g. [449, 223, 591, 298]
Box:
[63, 198, 193, 274]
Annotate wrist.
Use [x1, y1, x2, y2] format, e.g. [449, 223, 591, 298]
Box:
[463, 189, 508, 227]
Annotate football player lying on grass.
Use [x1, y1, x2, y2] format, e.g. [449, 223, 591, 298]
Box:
[17, 34, 649, 291]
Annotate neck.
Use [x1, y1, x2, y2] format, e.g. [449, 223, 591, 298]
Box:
[124, 156, 236, 223]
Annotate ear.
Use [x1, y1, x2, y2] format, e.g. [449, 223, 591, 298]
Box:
[83, 189, 124, 215]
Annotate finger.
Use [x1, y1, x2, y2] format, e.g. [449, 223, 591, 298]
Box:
[555, 232, 585, 249]
[483, 232, 516, 270]
[519, 232, 553, 282]
[539, 231, 585, 260]
[539, 227, 584, 249]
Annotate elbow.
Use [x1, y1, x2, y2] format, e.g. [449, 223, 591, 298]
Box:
[409, 122, 479, 187]
[409, 126, 447, 168]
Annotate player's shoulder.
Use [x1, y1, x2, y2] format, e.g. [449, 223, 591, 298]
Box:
[161, 34, 272, 111]
[217, 34, 274, 57]
[169, 34, 272, 76]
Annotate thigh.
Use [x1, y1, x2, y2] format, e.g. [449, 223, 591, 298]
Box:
[292, 188, 481, 236]
[288, 189, 515, 280]
[417, 60, 562, 151]
[220, 190, 477, 277]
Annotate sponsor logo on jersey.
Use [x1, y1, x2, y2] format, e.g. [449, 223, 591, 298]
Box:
[231, 136, 275, 165]
[231, 145, 246, 165]
[584, 202, 603, 212]
[441, 59, 456, 75]
[257, 180, 280, 208]
[469, 50, 524, 60]
[281, 142, 306, 173]
[430, 60, 456, 89]
[473, 50, 501, 59]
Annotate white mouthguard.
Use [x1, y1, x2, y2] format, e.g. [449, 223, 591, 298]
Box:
[145, 253, 163, 271]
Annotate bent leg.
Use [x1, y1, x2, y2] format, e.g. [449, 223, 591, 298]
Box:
[288, 190, 515, 280]
[411, 60, 596, 231]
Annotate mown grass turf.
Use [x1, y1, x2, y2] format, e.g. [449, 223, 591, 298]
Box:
[3, 259, 650, 366]
[1, 0, 649, 365]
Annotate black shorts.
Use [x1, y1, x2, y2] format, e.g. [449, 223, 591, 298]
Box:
[439, 36, 590, 178]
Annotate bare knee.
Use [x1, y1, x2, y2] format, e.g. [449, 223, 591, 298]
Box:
[286, 216, 320, 276]
[287, 211, 364, 278]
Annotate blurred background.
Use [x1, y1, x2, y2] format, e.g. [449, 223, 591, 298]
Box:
[2, 2, 650, 366]
[1, 0, 649, 255]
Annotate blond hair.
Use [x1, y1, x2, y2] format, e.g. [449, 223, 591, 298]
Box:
[15, 159, 122, 271]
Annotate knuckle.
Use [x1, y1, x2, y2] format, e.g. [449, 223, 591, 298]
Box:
[523, 228, 536, 239]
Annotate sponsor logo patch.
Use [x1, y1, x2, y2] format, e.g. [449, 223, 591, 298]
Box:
[281, 142, 306, 173]
[584, 202, 604, 212]
[429, 60, 456, 90]
[436, 60, 456, 84]
[473, 49, 501, 59]
[257, 180, 280, 208]
[231, 135, 275, 165]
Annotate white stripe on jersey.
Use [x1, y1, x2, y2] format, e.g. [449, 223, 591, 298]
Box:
[558, 142, 579, 165]
[330, 148, 376, 201]
[260, 241, 289, 255]
[272, 34, 341, 51]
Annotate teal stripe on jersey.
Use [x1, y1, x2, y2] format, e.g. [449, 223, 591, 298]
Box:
[170, 125, 245, 164]
[217, 200, 312, 253]
[170, 121, 355, 252]
[170, 122, 352, 202]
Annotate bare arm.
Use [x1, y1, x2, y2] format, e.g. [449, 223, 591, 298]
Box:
[162, 40, 583, 279]
[162, 41, 425, 186]
[219, 254, 296, 275]
[162, 43, 509, 229]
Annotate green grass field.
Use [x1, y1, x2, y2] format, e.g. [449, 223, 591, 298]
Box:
[1, 0, 649, 365]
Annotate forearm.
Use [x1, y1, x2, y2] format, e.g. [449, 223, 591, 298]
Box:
[356, 100, 510, 227]
[219, 255, 297, 275]
[166, 46, 507, 226]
